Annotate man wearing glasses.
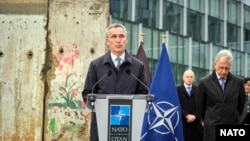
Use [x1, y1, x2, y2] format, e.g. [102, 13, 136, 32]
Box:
[196, 49, 245, 141]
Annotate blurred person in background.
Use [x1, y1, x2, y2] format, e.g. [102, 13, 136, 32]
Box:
[177, 69, 203, 141]
[240, 77, 250, 125]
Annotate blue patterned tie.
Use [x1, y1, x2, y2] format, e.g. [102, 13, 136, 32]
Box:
[187, 86, 191, 96]
[116, 57, 121, 70]
[220, 78, 225, 92]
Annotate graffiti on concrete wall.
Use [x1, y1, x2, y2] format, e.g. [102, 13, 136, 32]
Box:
[48, 43, 91, 140]
[54, 43, 79, 71]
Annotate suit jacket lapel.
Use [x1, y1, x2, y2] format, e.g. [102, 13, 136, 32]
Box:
[181, 85, 189, 96]
[211, 76, 224, 98]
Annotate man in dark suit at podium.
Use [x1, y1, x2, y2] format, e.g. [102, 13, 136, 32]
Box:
[82, 23, 148, 141]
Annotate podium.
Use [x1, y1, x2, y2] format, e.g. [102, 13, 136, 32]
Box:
[89, 94, 150, 141]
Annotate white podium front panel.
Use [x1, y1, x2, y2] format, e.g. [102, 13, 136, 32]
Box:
[94, 94, 147, 141]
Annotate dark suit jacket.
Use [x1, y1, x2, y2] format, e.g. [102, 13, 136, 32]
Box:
[196, 70, 245, 141]
[177, 85, 203, 141]
[82, 50, 148, 98]
[240, 95, 250, 124]
[82, 50, 148, 141]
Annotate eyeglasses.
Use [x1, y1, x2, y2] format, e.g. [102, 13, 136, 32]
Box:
[218, 66, 230, 71]
[108, 34, 126, 39]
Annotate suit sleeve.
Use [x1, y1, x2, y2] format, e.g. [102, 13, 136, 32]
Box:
[238, 80, 246, 116]
[82, 62, 96, 102]
[196, 80, 206, 121]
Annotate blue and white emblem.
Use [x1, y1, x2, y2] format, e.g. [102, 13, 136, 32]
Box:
[144, 101, 180, 135]
[110, 105, 130, 125]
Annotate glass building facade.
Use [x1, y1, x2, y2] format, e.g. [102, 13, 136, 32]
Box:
[110, 0, 250, 86]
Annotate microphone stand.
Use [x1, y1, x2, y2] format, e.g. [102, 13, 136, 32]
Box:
[126, 69, 154, 105]
[88, 70, 112, 112]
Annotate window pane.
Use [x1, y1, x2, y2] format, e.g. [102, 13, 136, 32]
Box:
[168, 0, 184, 5]
[248, 54, 250, 76]
[192, 41, 199, 67]
[208, 17, 223, 45]
[183, 38, 189, 65]
[169, 34, 188, 65]
[187, 10, 204, 41]
[231, 49, 244, 76]
[110, 0, 131, 20]
[209, 0, 223, 19]
[135, 0, 159, 28]
[192, 41, 210, 69]
[163, 1, 183, 34]
[172, 63, 187, 85]
[212, 45, 224, 59]
[192, 67, 208, 86]
[169, 34, 178, 62]
[228, 0, 240, 25]
[123, 22, 134, 53]
[141, 27, 164, 75]
[244, 5, 250, 53]
[188, 0, 204, 13]
[227, 23, 240, 50]
[169, 36, 188, 86]
[129, 24, 140, 55]
[176, 37, 184, 64]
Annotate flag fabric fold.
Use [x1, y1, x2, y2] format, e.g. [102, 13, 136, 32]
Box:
[136, 42, 152, 87]
[140, 43, 184, 141]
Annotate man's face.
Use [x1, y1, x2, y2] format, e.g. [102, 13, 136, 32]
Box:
[214, 58, 231, 78]
[183, 71, 194, 86]
[106, 27, 128, 56]
[244, 83, 250, 94]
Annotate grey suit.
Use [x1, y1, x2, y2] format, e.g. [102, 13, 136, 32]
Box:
[196, 70, 245, 141]
[82, 50, 148, 141]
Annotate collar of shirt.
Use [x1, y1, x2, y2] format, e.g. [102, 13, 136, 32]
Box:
[111, 53, 125, 65]
[215, 73, 227, 81]
[184, 84, 192, 89]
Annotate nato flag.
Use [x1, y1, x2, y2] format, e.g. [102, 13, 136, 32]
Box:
[140, 43, 184, 141]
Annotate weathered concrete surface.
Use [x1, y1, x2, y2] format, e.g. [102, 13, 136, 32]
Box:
[45, 0, 109, 140]
[0, 0, 47, 15]
[0, 14, 47, 140]
[0, 0, 109, 140]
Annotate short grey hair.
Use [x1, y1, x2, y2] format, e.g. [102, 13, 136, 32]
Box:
[105, 23, 127, 38]
[214, 49, 233, 64]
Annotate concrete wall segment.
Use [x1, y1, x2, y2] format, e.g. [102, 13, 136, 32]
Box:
[0, 14, 47, 140]
[45, 0, 109, 140]
[0, 0, 109, 140]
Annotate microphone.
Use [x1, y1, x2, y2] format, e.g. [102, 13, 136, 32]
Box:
[88, 70, 112, 109]
[126, 69, 154, 104]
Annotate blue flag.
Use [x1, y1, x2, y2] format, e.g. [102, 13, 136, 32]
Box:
[140, 43, 184, 141]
